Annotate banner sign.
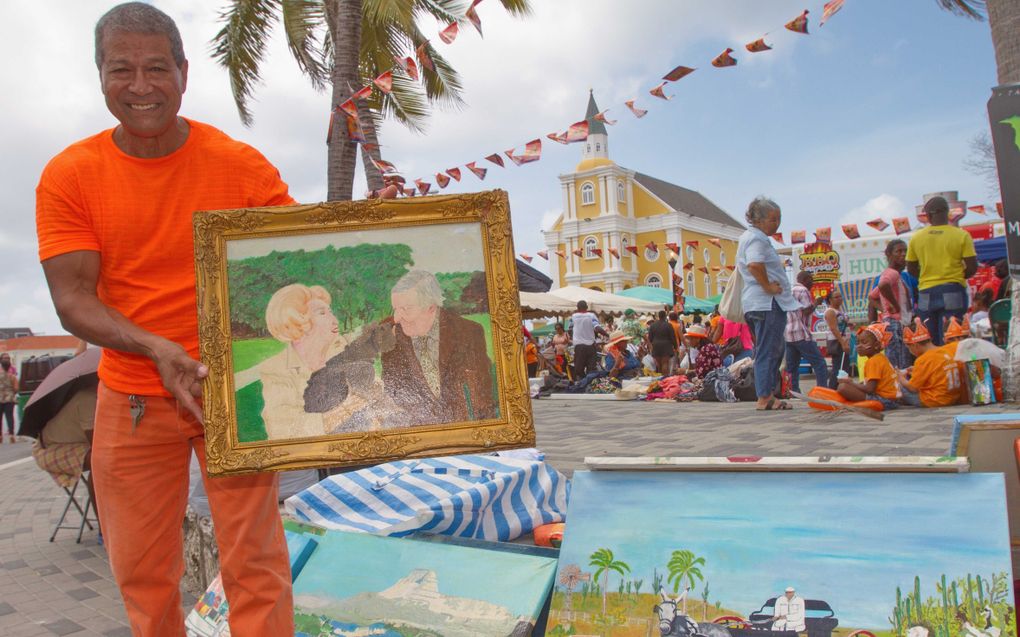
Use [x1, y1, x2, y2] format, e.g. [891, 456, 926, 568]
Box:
[988, 84, 1020, 279]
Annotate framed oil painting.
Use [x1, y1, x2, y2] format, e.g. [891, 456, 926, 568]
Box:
[548, 470, 1015, 637]
[194, 191, 534, 476]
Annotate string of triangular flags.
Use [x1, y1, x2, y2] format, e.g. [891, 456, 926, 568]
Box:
[331, 0, 850, 199]
[764, 202, 1005, 250]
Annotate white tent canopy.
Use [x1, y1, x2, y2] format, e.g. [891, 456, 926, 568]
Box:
[519, 291, 579, 318]
[542, 285, 663, 315]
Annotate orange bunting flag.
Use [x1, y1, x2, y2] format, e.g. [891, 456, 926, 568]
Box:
[968, 205, 987, 215]
[402, 188, 416, 197]
[373, 71, 393, 93]
[649, 82, 673, 100]
[547, 132, 569, 145]
[625, 245, 638, 255]
[372, 158, 398, 174]
[446, 167, 461, 182]
[866, 218, 889, 232]
[791, 230, 806, 244]
[435, 172, 451, 189]
[439, 22, 459, 44]
[683, 262, 694, 271]
[608, 247, 620, 259]
[416, 42, 435, 72]
[842, 224, 860, 239]
[351, 85, 372, 101]
[593, 110, 617, 125]
[997, 202, 1004, 218]
[362, 142, 380, 152]
[485, 153, 505, 168]
[465, 0, 483, 36]
[566, 120, 590, 143]
[505, 139, 542, 166]
[414, 179, 431, 195]
[815, 227, 832, 243]
[345, 115, 366, 143]
[466, 161, 487, 180]
[686, 240, 699, 248]
[711, 266, 721, 272]
[338, 98, 358, 118]
[592, 248, 603, 257]
[556, 250, 566, 259]
[625, 99, 648, 118]
[726, 265, 736, 271]
[949, 206, 966, 223]
[819, 0, 845, 26]
[785, 10, 809, 34]
[519, 253, 532, 263]
[394, 56, 419, 81]
[537, 250, 549, 260]
[745, 38, 772, 53]
[645, 241, 658, 253]
[771, 233, 784, 244]
[698, 266, 709, 274]
[707, 238, 722, 248]
[892, 217, 912, 235]
[663, 65, 696, 82]
[572, 248, 584, 257]
[712, 48, 737, 68]
[665, 242, 679, 253]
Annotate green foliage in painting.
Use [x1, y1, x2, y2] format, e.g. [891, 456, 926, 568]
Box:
[888, 572, 1014, 637]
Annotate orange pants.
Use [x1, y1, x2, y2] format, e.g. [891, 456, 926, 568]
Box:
[92, 383, 293, 636]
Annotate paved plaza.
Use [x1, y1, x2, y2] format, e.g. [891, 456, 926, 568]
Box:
[0, 398, 1014, 635]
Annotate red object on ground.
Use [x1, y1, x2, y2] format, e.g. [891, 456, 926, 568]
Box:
[534, 522, 565, 548]
[726, 455, 763, 463]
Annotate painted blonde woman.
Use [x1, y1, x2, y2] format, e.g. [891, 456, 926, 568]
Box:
[258, 284, 350, 440]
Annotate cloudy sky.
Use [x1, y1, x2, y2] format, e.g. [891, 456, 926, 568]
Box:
[3, 0, 999, 335]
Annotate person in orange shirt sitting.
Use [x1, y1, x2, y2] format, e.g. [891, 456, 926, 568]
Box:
[897, 319, 963, 407]
[836, 323, 899, 410]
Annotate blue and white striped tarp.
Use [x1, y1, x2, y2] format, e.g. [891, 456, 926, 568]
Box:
[284, 451, 570, 542]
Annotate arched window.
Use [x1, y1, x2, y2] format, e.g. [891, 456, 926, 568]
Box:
[617, 181, 626, 203]
[645, 274, 662, 288]
[580, 182, 595, 205]
[583, 236, 599, 259]
[720, 250, 727, 267]
[595, 142, 601, 152]
[704, 274, 713, 296]
[703, 248, 711, 265]
[717, 271, 730, 293]
[686, 245, 695, 262]
[621, 235, 630, 256]
[686, 272, 695, 294]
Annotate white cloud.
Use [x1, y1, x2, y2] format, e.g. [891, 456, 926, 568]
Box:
[540, 208, 562, 232]
[839, 194, 909, 234]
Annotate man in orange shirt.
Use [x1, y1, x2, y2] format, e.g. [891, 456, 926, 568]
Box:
[35, 4, 294, 635]
[897, 319, 963, 407]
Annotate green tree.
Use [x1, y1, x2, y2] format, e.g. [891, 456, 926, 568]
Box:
[589, 548, 631, 616]
[667, 549, 706, 614]
[210, 0, 531, 200]
[701, 581, 711, 621]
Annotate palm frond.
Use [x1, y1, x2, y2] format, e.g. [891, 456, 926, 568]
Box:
[934, 0, 986, 20]
[209, 0, 279, 127]
[493, 0, 533, 18]
[281, 0, 330, 89]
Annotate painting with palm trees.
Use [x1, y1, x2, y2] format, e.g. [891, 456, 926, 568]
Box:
[548, 471, 1015, 637]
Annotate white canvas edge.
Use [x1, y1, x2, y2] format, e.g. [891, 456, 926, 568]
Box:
[584, 455, 971, 472]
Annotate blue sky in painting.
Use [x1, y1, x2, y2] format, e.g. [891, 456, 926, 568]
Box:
[293, 531, 557, 618]
[556, 472, 1013, 629]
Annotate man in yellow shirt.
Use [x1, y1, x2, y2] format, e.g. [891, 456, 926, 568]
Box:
[906, 196, 977, 345]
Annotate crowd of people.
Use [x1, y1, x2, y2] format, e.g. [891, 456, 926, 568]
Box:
[530, 195, 1007, 410]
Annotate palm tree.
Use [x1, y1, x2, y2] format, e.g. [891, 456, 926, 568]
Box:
[589, 548, 631, 616]
[667, 549, 706, 614]
[934, 1, 1020, 396]
[211, 0, 530, 201]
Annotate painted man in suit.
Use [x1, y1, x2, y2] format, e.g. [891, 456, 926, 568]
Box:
[382, 270, 496, 425]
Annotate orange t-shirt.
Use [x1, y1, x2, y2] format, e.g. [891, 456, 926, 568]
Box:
[525, 342, 538, 364]
[910, 347, 963, 407]
[862, 351, 898, 400]
[36, 119, 294, 396]
[938, 340, 970, 404]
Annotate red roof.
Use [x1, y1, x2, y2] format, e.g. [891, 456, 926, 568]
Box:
[0, 335, 80, 352]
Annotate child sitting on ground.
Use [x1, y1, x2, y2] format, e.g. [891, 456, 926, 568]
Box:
[897, 318, 963, 407]
[836, 322, 899, 410]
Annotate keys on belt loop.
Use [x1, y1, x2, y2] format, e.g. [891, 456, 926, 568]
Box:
[129, 395, 146, 432]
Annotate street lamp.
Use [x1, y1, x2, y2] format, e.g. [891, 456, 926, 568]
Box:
[667, 251, 678, 308]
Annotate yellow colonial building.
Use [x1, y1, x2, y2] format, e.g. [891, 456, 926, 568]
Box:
[542, 93, 744, 298]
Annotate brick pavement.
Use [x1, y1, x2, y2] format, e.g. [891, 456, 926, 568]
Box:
[0, 399, 1014, 634]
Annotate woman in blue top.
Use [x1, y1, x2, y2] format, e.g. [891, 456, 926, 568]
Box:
[736, 197, 801, 410]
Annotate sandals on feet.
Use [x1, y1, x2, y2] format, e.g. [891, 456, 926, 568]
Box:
[757, 397, 792, 411]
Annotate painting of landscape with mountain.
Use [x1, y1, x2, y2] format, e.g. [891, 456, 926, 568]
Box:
[549, 471, 1015, 637]
[292, 531, 557, 637]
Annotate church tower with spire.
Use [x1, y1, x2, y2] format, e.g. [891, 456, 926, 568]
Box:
[542, 93, 745, 296]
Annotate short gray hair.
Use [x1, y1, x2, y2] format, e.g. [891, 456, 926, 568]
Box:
[745, 196, 781, 225]
[95, 2, 186, 69]
[392, 270, 445, 308]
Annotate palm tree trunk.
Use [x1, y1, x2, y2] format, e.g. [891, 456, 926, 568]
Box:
[985, 0, 1020, 398]
[326, 0, 363, 201]
[360, 112, 384, 192]
[603, 571, 608, 615]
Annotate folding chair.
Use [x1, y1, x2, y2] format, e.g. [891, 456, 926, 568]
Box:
[50, 470, 98, 543]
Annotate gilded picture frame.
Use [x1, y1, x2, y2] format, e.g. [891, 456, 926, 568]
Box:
[194, 190, 534, 476]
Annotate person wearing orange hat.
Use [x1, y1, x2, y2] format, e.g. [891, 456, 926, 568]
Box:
[836, 323, 899, 410]
[897, 318, 963, 407]
[604, 330, 639, 379]
[676, 324, 709, 374]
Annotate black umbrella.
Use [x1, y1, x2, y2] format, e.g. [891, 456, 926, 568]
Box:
[20, 347, 100, 439]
